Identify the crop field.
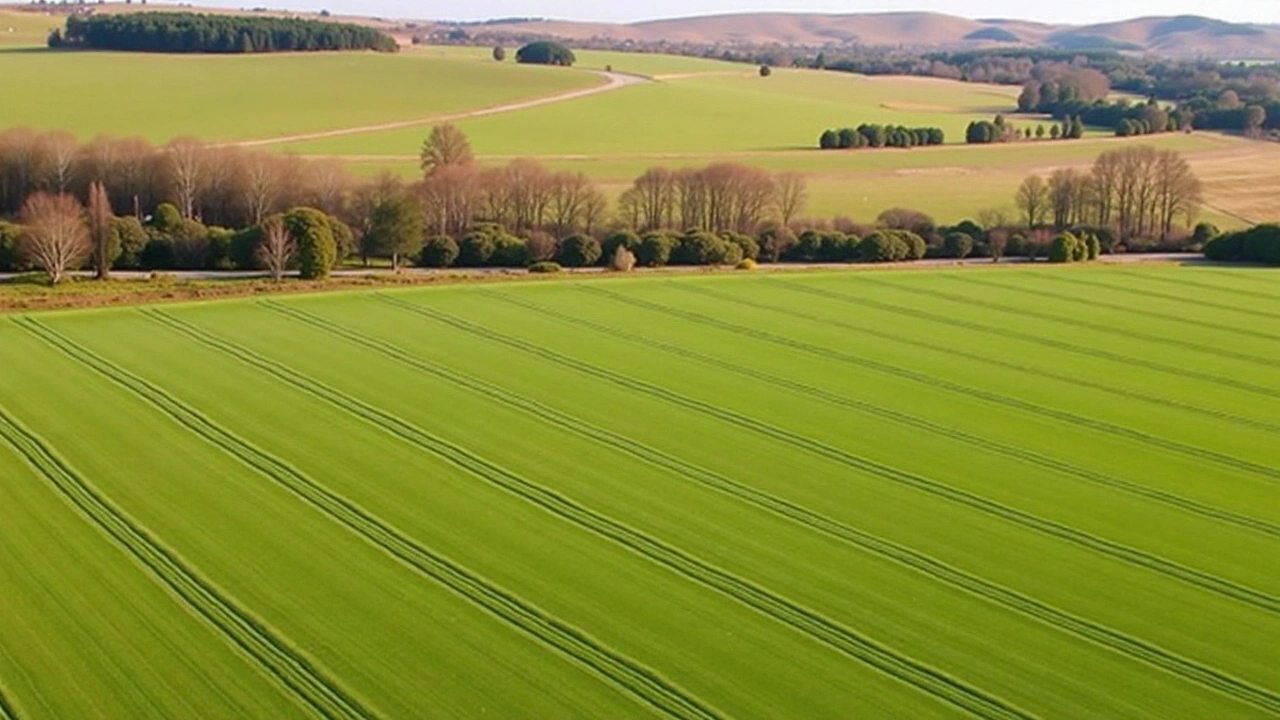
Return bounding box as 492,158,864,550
0,265,1278,719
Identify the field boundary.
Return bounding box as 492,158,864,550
0,686,18,720
258,300,1037,720
388,292,1280,617
0,393,377,720
176,300,1280,715
488,290,1280,539
13,316,723,720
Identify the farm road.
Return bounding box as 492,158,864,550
233,71,648,148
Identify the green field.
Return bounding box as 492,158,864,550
0,47,598,142
1,265,1278,719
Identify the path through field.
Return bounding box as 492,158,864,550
234,71,648,148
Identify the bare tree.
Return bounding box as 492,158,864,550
19,193,90,285
1015,175,1049,228
39,131,79,194
632,167,675,231
987,228,1009,263
419,162,479,237
86,181,114,280
242,153,279,226
420,124,475,177
166,137,206,219
773,172,808,228
256,217,295,283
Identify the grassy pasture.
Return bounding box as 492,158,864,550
0,10,58,47
0,265,1278,719
279,69,1023,156
0,48,598,142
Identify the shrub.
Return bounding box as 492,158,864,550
943,232,975,259
555,234,602,267
609,245,637,272
1240,224,1280,264
709,238,744,266
723,232,759,261
524,231,558,262
457,231,496,267
489,234,529,267
877,207,935,235
756,225,796,263
207,227,235,270
894,230,927,260
282,207,337,279
0,221,26,272
637,232,674,267
858,231,908,263
150,203,183,234
1085,234,1101,260
1071,234,1090,262
528,260,562,273
1049,232,1080,263
108,216,149,270
759,65,772,77
601,230,641,262
672,231,720,265
140,237,176,270
170,218,212,270
737,258,758,270
418,235,459,268
1192,222,1220,247
816,231,851,262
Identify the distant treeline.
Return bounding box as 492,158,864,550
52,12,399,54
818,124,944,149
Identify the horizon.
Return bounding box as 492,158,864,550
126,1,1280,26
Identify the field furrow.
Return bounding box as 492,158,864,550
252,300,1034,720
167,301,1280,715
1107,270,1280,313
948,273,1280,345
632,282,1280,480
772,277,1280,397
489,289,1280,539
381,292,1280,619
10,317,720,720
0,405,372,720
0,688,17,720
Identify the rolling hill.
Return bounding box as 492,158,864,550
437,12,1280,58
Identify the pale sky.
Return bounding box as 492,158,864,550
169,0,1280,25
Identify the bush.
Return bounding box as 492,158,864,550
943,232,975,259
1085,234,1101,260
759,65,772,77
140,237,176,270
737,258,758,270
457,231,496,267
757,225,796,263
609,245,637,272
858,231,908,263
1192,222,1220,247
601,230,641,262
111,216,150,270
207,227,234,270
1049,232,1080,263
150,203,183,234
1071,234,1090,262
555,234,602,267
794,230,824,262
1240,224,1280,264
816,231,852,262
893,230,927,260
0,221,26,272
283,207,337,279
418,235,459,268
490,234,529,267
673,231,739,265
528,261,562,273
637,232,674,267
524,231,558,262
723,232,759,261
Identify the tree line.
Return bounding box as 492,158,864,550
818,125,944,150
1203,224,1280,265
52,12,399,53
966,114,1084,144
0,126,1216,283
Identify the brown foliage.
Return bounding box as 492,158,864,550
19,193,90,285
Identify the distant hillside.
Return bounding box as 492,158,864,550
434,12,1280,59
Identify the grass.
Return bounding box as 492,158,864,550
279,69,1022,156
0,48,599,142
0,10,59,47
0,264,1277,718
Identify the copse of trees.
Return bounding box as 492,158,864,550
57,12,399,54
967,114,1082,144
515,41,575,66
1014,147,1202,245
819,124,944,150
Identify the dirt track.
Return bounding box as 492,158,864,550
232,71,648,148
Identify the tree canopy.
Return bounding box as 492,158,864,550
516,41,576,66
58,12,399,54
